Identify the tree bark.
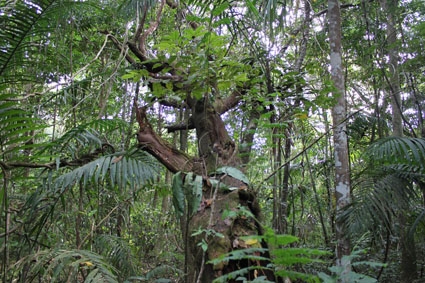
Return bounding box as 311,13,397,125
328,0,351,276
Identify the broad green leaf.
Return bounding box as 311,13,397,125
172,171,185,217
213,166,250,185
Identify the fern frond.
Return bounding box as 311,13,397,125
213,265,274,283
207,248,270,266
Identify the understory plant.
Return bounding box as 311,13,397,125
209,227,330,283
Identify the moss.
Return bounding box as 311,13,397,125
207,235,231,271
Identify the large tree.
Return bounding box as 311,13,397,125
108,2,276,281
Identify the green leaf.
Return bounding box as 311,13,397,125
183,172,203,216
213,166,250,185
172,172,185,218
212,2,229,17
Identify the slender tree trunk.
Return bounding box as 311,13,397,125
76,181,83,248
328,0,351,276
271,114,285,234
380,0,403,137
1,166,10,283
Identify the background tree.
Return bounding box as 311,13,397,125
328,0,351,276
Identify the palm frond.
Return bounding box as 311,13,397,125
20,147,159,244
0,0,58,78
344,137,425,236
53,147,159,193
365,136,425,166
342,174,411,235
143,264,184,281
118,0,157,16
0,96,47,155
12,248,118,282
41,118,129,155
0,0,98,83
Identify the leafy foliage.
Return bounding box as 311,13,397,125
13,248,118,282
0,97,46,155
213,166,250,185
1,0,425,282
0,0,58,77
93,234,139,280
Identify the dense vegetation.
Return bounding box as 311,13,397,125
1,0,424,282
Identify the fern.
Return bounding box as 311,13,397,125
210,228,329,283
213,266,274,283
318,250,386,283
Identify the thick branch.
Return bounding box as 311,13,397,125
167,117,195,133
214,89,243,115
135,102,202,174
137,0,166,56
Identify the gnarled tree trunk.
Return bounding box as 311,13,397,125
135,97,274,282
